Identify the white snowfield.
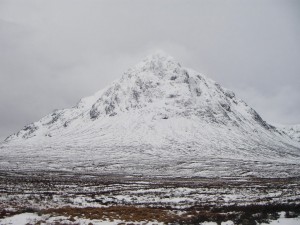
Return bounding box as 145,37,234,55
0,213,165,225
1,52,300,177
1,212,299,225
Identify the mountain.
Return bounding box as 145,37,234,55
1,52,300,177
273,124,300,143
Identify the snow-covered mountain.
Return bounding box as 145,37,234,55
2,53,295,146
1,52,300,177
274,124,300,143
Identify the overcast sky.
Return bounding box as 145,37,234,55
0,0,299,140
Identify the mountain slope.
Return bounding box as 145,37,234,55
1,52,300,177
274,124,300,143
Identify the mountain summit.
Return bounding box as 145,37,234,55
2,53,300,177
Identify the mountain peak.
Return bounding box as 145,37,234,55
144,50,175,62
129,51,181,78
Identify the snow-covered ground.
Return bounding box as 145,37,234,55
0,171,299,224
0,213,164,225
1,212,299,225
1,143,300,178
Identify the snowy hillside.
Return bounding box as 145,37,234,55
274,124,300,143
1,52,300,177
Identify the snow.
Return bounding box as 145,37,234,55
261,212,300,225
273,123,300,143
0,213,40,225
201,222,234,225
1,212,299,225
0,213,164,225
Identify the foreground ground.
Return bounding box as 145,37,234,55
0,170,300,224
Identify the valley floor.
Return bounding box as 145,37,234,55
0,170,300,225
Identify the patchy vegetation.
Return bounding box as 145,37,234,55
0,171,300,224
